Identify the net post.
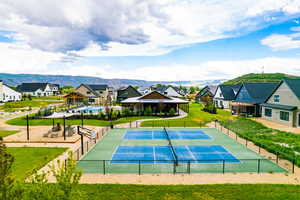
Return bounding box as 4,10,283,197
188,160,191,174
139,160,141,175
276,153,279,164
258,146,261,154
246,139,248,147
130,121,132,128
103,160,106,175
223,160,225,174
257,159,261,173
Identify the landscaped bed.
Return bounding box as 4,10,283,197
8,147,66,180
220,117,300,166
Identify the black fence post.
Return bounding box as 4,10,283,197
26,115,29,141
258,146,261,154
81,113,84,127
292,157,295,173
63,116,66,140
173,161,176,174
257,159,261,173
139,160,141,175
52,118,55,128
276,153,279,164
78,126,84,155
246,139,248,147
184,121,186,128
188,160,191,174
235,133,237,141
103,160,106,175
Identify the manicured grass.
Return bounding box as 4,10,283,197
32,96,63,100
6,115,159,126
0,100,59,112
220,117,300,166
75,184,300,200
0,130,19,137
8,147,66,180
141,103,233,127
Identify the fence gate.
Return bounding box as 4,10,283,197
174,162,190,174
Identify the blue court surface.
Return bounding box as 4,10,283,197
123,130,212,140
111,145,239,164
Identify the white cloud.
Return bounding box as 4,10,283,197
1,0,300,56
261,32,300,50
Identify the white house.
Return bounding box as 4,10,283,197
150,85,183,98
0,80,22,102
17,83,60,97
213,84,241,109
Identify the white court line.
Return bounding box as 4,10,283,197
186,145,197,162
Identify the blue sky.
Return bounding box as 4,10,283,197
1,1,300,81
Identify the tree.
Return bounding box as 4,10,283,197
189,86,196,94
169,108,176,116
0,137,24,200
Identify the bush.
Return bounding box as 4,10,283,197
169,108,176,116
122,108,130,117
202,103,217,114
144,106,152,116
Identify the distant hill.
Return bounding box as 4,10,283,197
222,73,300,85
0,73,225,88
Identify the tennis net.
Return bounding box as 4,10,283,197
163,127,178,165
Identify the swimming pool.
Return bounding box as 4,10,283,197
77,106,103,114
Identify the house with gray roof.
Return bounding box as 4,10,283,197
17,82,60,96
213,84,242,109
195,85,217,104
261,78,300,127
75,84,110,104
117,85,142,103
231,82,278,117
150,85,183,98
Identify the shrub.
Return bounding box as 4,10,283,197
144,106,152,116
169,108,176,116
202,103,217,114
122,108,130,117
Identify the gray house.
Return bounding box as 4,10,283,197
261,78,300,127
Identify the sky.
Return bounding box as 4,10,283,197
1,0,300,81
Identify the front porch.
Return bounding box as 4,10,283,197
231,102,260,117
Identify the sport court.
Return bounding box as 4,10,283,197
77,128,287,174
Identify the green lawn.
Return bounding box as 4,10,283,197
32,96,63,101
8,147,66,180
0,100,59,112
0,130,20,137
75,184,300,200
220,117,300,166
141,103,233,127
6,115,159,126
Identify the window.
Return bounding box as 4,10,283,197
280,111,289,121
87,91,91,94
265,108,272,117
274,95,280,103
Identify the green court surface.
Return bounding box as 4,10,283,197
77,128,287,174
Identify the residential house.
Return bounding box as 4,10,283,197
75,84,109,104
0,80,22,102
195,85,217,104
231,82,278,117
213,84,241,109
121,90,188,114
150,85,183,98
117,85,142,103
17,83,59,97
261,78,300,127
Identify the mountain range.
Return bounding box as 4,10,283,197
0,73,226,88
